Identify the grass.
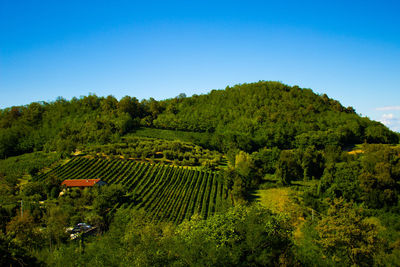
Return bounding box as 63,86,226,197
343,143,365,154
253,187,306,240
254,188,298,214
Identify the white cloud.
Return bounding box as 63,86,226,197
380,113,394,125
379,113,400,132
376,106,400,111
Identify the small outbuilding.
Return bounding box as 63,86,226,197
61,179,107,188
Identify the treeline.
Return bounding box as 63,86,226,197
7,201,398,267
305,144,400,211
0,95,162,158
223,144,400,212
20,205,295,267
1,81,398,159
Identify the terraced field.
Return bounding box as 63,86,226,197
36,156,231,224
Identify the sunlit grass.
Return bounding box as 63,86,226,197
255,187,306,240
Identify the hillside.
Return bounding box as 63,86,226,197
0,81,398,159
35,157,231,224
153,82,398,151
1,82,400,266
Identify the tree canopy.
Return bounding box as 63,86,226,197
1,81,398,159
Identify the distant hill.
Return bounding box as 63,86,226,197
0,81,398,158
153,81,398,151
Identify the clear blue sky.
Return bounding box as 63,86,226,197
1,0,400,131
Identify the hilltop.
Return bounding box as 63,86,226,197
154,81,398,151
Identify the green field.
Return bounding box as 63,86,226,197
36,156,232,224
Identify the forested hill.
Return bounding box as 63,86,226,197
0,81,398,158
154,81,398,150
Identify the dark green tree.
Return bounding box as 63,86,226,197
276,150,302,185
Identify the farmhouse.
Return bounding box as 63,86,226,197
61,179,107,188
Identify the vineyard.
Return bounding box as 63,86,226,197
36,156,232,224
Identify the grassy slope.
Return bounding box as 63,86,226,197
254,187,306,240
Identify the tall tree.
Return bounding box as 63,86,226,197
315,198,383,266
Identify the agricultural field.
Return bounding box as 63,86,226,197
35,156,232,224
0,151,62,181
78,135,225,169
130,127,210,144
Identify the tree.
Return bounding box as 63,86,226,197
251,147,281,175
44,206,69,250
234,151,256,187
365,123,399,144
315,198,383,266
358,144,400,208
231,176,246,204
275,150,302,185
118,96,140,118
299,146,324,181
175,205,294,266
0,128,19,158
22,181,47,200
45,173,63,199
318,161,362,202
100,95,118,112
6,212,44,251
0,234,42,267
93,184,126,226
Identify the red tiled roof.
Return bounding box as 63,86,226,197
61,179,101,187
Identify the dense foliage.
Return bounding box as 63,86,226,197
1,82,398,159
152,82,398,151
307,144,400,210
0,95,144,158
43,205,295,267
1,81,400,266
